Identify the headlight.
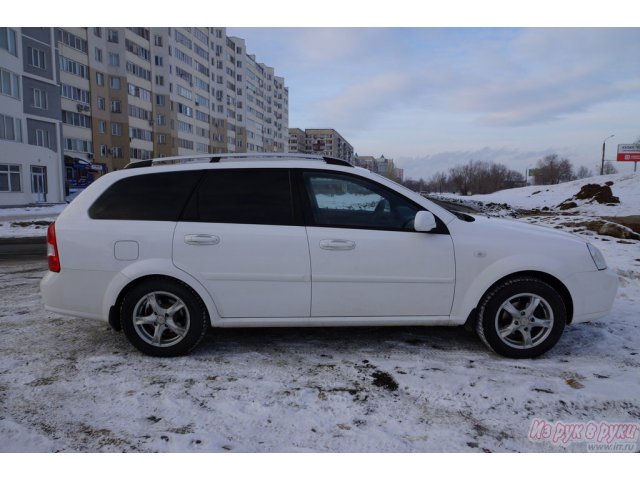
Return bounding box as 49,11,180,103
587,243,607,270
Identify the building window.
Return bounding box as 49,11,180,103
111,122,122,136
94,47,102,62
96,72,104,86
35,129,51,148
155,94,165,106
110,100,121,113
155,56,163,66
0,68,20,99
157,133,166,145
0,114,21,142
0,164,21,192
156,114,165,126
93,27,102,38
0,28,18,56
61,84,90,104
56,29,88,53
64,137,92,153
62,111,91,128
153,35,163,47
107,29,119,43
31,88,48,109
99,144,107,157
97,96,106,110
98,120,106,134
109,76,121,89
108,52,120,67
111,146,123,158
155,75,164,86
28,46,47,69
59,55,89,78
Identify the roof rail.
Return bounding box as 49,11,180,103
124,153,353,168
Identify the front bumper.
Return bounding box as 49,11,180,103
567,267,618,324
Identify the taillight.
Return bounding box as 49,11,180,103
47,223,61,272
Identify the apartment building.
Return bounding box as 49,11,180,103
1,27,65,206
2,27,290,205
287,128,354,163
353,154,404,182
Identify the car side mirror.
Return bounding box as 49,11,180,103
414,211,437,232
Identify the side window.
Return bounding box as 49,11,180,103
187,169,294,225
88,171,202,220
303,171,419,230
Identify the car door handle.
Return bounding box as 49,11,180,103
319,239,356,251
184,234,220,246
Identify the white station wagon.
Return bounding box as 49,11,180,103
41,154,618,358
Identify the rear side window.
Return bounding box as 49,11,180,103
89,171,202,221
183,169,294,225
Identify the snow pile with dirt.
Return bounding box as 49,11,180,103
0,175,639,452
437,172,639,217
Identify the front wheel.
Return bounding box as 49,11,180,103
120,278,209,357
476,277,566,358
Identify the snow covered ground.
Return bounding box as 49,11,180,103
0,204,66,238
0,175,639,452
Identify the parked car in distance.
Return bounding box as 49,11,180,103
41,153,618,358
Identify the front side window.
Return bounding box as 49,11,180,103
184,169,294,226
302,171,419,231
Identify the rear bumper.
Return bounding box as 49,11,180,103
567,268,618,324
40,269,116,322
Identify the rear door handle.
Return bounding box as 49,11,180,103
319,239,356,251
184,234,220,246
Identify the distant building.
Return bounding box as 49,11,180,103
288,128,353,163
1,27,65,205
353,154,403,182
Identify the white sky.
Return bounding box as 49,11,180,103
12,1,640,181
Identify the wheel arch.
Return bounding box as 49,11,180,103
464,270,574,329
105,270,221,331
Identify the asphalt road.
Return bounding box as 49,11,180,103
0,237,46,259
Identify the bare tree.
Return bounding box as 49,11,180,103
534,154,575,185
602,162,618,175
576,165,592,179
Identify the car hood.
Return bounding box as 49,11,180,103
466,214,587,246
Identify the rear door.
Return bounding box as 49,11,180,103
173,168,311,319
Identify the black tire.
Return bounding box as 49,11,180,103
476,277,566,358
120,278,209,357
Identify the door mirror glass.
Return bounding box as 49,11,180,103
414,211,437,232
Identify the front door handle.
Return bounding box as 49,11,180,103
319,239,356,251
184,234,220,246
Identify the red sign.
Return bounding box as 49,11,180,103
618,153,640,161
617,144,640,161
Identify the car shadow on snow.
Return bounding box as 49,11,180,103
193,325,486,357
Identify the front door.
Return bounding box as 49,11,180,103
301,170,455,317
31,166,46,203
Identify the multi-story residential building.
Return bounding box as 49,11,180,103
1,27,65,205
288,128,354,163
288,127,305,153
1,27,289,206
353,154,403,182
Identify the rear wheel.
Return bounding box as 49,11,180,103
476,277,566,358
121,278,209,357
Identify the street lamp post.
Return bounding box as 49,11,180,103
600,134,615,175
